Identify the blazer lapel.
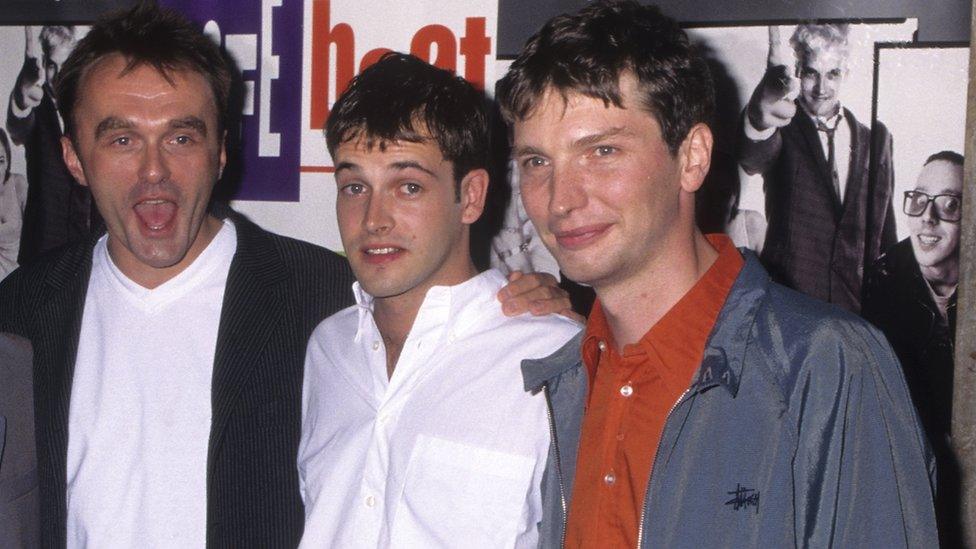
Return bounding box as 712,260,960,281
840,108,868,216
207,219,286,476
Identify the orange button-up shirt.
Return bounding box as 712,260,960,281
565,234,744,548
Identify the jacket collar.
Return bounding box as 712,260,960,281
690,250,768,397
522,331,584,393
522,250,770,397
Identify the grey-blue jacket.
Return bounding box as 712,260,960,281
522,252,938,548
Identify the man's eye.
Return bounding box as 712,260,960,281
401,182,422,195
595,145,617,156
522,156,547,169
341,183,366,195
173,135,193,145
112,136,131,146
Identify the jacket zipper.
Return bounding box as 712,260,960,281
635,386,692,549
543,383,568,549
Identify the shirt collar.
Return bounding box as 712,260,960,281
350,269,509,345
806,105,845,130
582,234,744,393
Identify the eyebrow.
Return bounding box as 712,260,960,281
170,116,209,136
389,160,436,177
511,145,547,158
334,160,437,178
334,161,359,175
512,127,631,159
572,127,628,149
93,115,209,140
94,117,133,139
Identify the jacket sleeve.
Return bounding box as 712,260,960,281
790,320,938,548
6,58,39,146
736,110,783,177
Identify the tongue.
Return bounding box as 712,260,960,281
134,201,177,229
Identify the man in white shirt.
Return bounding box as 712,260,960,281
737,23,896,312
297,53,581,548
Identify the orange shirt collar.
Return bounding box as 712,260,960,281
582,234,744,391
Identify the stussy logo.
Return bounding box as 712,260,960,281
724,483,760,513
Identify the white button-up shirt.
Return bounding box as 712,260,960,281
298,270,581,548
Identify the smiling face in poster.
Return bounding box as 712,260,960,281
906,157,963,285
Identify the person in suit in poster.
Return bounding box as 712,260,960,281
738,23,896,313
7,25,97,266
862,150,963,546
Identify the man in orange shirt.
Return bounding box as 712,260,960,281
499,1,938,546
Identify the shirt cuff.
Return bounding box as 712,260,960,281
8,95,31,119
743,116,776,141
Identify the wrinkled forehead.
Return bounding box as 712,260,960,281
916,160,964,194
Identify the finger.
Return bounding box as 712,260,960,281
528,294,573,317
500,271,554,300
497,270,524,301
25,27,41,59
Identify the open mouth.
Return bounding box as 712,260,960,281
361,245,405,264
364,247,402,255
134,199,177,232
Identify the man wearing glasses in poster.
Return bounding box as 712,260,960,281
863,150,963,546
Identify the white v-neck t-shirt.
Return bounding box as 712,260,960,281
66,220,237,548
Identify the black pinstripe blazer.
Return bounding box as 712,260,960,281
0,210,355,548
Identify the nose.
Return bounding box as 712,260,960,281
139,142,171,184
364,193,394,234
811,75,823,96
920,199,938,225
549,163,587,217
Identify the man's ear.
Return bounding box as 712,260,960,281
677,123,713,194
459,168,489,225
61,135,87,187
219,129,227,179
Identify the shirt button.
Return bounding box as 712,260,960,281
620,384,634,397
604,472,616,486
372,341,380,351
597,340,607,352
365,495,376,507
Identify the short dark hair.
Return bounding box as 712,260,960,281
925,150,964,167
55,2,233,137
325,52,488,198
0,128,11,182
497,0,714,155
